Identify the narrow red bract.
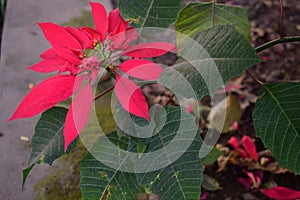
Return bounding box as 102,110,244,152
8,75,75,120
38,22,82,51
242,135,258,162
260,186,300,200
90,2,108,42
115,75,150,121
64,82,93,151
28,59,70,73
119,59,163,80
122,42,177,58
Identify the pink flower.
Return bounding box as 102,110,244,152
237,170,263,189
228,135,258,162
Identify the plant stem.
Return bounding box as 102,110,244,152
255,36,300,53
280,0,283,38
211,0,216,26
245,69,263,85
94,86,114,101
166,94,175,106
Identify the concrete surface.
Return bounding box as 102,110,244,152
0,0,112,199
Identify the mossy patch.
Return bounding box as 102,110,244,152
35,85,115,199
34,144,86,200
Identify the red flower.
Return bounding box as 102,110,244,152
9,2,176,151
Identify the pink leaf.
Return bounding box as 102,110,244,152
260,186,300,200
242,135,258,162
27,58,71,73
64,82,93,151
122,42,177,58
8,75,75,120
90,2,108,42
115,75,150,121
119,59,163,80
38,22,82,50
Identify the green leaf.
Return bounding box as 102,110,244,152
202,174,221,191
29,107,77,165
202,147,222,165
118,0,182,29
158,25,262,100
23,107,78,186
253,82,300,174
22,164,34,189
80,106,203,200
175,2,251,41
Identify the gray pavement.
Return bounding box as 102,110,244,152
0,0,112,199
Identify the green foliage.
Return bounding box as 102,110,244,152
175,2,251,40
159,25,262,100
202,147,222,165
23,107,78,187
253,82,300,174
118,0,182,29
80,107,203,200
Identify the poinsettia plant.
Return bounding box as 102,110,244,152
9,0,300,199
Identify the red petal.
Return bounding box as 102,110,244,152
119,59,163,80
242,135,258,162
260,186,300,200
65,26,91,49
228,136,250,159
90,2,108,42
115,75,149,121
40,48,57,59
27,58,71,73
54,46,81,65
108,8,128,36
8,75,75,120
122,42,177,58
80,27,102,44
64,82,93,151
38,22,82,50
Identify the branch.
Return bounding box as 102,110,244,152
165,94,175,106
255,36,300,53
94,86,114,101
245,69,263,85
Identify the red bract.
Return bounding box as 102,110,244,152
115,74,150,121
119,59,163,80
228,135,258,162
8,75,75,120
260,186,300,200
